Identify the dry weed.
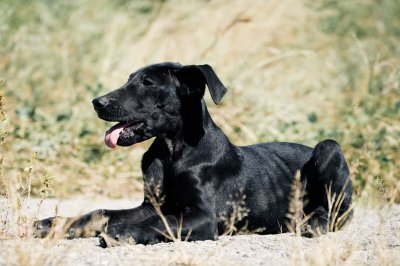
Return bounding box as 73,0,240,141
286,170,312,236
144,180,190,242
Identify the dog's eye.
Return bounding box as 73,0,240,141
142,78,155,87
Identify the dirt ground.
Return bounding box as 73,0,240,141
0,197,399,266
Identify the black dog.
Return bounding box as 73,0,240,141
35,62,353,247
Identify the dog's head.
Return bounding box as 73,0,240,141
92,62,227,148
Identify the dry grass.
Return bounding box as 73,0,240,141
0,0,399,265
286,170,312,236
0,0,398,200
285,170,354,237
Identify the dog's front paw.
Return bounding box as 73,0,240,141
98,233,126,248
33,216,70,238
33,217,56,238
98,230,136,248
99,225,160,247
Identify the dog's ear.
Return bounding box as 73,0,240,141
173,64,227,104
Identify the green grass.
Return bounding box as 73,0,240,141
0,0,398,202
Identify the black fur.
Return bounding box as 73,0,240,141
34,62,353,247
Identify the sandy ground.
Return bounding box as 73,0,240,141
0,198,399,266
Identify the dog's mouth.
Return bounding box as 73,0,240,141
104,121,144,149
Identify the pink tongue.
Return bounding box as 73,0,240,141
104,123,126,149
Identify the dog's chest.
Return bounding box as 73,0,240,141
161,166,204,210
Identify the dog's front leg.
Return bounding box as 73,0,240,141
34,148,166,239
100,208,217,247
33,204,156,239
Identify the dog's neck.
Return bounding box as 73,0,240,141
162,99,222,154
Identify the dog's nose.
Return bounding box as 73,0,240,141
92,97,109,109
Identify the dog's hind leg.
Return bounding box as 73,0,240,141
301,139,353,237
